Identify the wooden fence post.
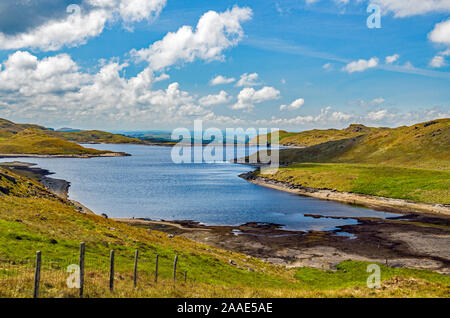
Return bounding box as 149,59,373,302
184,270,187,283
109,250,115,292
33,251,41,298
154,254,159,283
79,243,85,298
133,249,139,288
173,255,178,283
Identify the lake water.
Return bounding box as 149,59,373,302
0,144,399,231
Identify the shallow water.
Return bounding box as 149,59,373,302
0,144,400,231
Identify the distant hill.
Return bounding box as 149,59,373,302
249,119,450,171
0,118,142,156
0,129,110,155
54,130,147,145
251,124,384,147
0,118,148,155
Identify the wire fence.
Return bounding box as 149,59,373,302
0,243,193,298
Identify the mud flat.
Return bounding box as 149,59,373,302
117,214,450,275
239,171,450,216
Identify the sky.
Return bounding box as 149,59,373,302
0,0,449,131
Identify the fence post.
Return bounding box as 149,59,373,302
173,255,178,283
133,249,139,288
154,254,159,283
110,250,115,292
33,251,41,298
79,243,85,298
184,270,187,283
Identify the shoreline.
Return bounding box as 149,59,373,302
0,152,130,159
0,161,95,214
239,171,450,216
2,160,449,274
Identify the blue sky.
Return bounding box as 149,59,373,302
0,0,449,131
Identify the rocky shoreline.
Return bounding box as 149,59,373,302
239,171,450,216
0,161,95,214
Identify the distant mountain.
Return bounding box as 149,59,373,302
55,127,83,132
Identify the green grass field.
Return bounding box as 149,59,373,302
261,163,450,205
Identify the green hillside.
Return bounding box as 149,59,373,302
251,119,450,171
247,119,450,205
54,130,146,145
251,124,383,147
0,129,109,156
0,167,448,297
0,118,145,156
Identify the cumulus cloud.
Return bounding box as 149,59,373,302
119,0,166,23
236,72,261,87
0,51,222,128
210,75,236,86
199,91,232,106
429,19,450,45
280,98,305,111
343,57,378,73
132,6,252,70
0,0,167,51
385,54,399,64
232,86,280,111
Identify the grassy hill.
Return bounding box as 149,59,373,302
0,118,145,156
0,167,448,297
54,130,146,145
247,119,450,205
0,130,110,156
251,119,450,171
251,124,383,147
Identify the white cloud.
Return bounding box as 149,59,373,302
385,54,399,64
373,0,450,18
154,73,170,82
371,97,386,105
0,0,167,51
280,98,305,111
199,91,232,106
429,49,450,68
366,109,389,121
0,51,218,128
119,0,167,23
210,75,236,85
429,19,450,45
132,6,252,70
232,86,280,111
343,57,378,73
236,72,261,87
322,63,333,70
430,55,446,68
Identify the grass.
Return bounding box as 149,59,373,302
0,118,145,156
260,163,450,205
0,167,448,298
54,130,147,145
0,130,109,155
251,118,450,171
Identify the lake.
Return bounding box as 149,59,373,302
0,144,399,231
